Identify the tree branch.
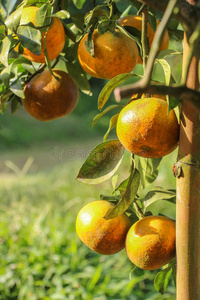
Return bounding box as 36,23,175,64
114,82,200,110
137,0,200,37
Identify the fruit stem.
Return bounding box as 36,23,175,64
133,201,144,219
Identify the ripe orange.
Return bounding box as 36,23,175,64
116,97,179,158
119,15,169,64
78,29,139,79
23,69,79,121
125,215,176,270
76,200,132,255
16,6,65,63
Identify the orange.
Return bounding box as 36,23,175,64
116,97,179,158
23,69,79,121
16,6,65,63
76,200,132,255
119,15,169,64
125,215,176,270
78,29,139,79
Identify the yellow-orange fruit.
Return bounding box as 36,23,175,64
16,6,65,63
116,97,179,158
126,215,176,270
76,200,132,255
23,69,79,121
78,29,139,79
119,15,169,64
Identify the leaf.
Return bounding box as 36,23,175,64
157,49,182,59
1,0,18,16
35,3,51,28
168,96,181,112
98,73,140,110
66,60,91,95
0,34,12,66
17,25,42,55
136,157,162,189
156,58,171,86
104,168,140,219
11,96,21,114
104,113,119,141
154,266,173,295
4,5,23,32
92,104,123,127
9,79,25,98
72,0,86,9
51,10,70,20
77,140,124,184
143,187,176,213
116,23,142,53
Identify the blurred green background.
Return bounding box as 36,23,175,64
0,76,177,300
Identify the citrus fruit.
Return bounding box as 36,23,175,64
119,15,169,64
78,29,139,79
23,69,79,121
125,215,176,270
76,200,132,255
16,6,65,63
116,97,179,158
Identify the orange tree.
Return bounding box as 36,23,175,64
0,0,200,298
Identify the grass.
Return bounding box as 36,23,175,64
0,142,177,300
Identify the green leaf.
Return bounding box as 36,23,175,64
10,79,25,98
98,73,139,110
156,58,171,86
4,5,23,32
143,187,176,213
168,96,181,112
154,266,173,295
35,4,51,28
17,25,42,56
104,167,140,219
51,10,70,20
104,113,119,141
72,0,86,9
0,34,12,66
148,11,157,32
116,23,142,53
92,104,123,127
1,0,18,16
76,140,124,184
66,60,91,95
157,49,182,59
11,96,21,114
136,157,162,189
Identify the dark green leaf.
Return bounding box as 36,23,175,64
17,25,42,55
11,96,21,114
0,34,12,66
116,23,142,53
136,157,162,189
168,96,181,112
148,11,157,32
66,60,91,95
5,5,23,32
104,113,119,141
157,49,182,59
143,187,176,213
154,266,173,295
76,140,124,184
98,73,140,110
92,104,123,127
104,168,140,219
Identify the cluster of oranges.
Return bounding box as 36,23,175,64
76,200,176,270
12,6,79,121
